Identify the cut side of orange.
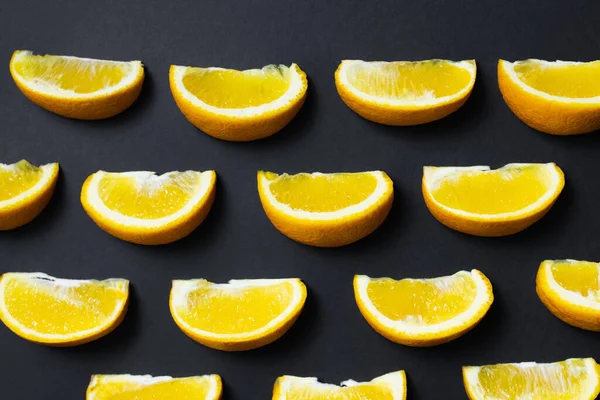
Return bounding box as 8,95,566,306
537,259,600,331
10,50,144,119
0,273,128,346
170,63,307,141
0,160,59,230
463,358,600,400
335,59,476,125
354,270,493,346
81,169,216,245
422,163,564,236
257,170,394,247
86,374,222,400
273,371,406,400
499,59,600,135
170,278,306,351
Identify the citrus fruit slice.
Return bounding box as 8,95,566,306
463,358,600,400
0,272,128,346
335,59,476,125
499,59,600,135
10,50,144,119
537,259,600,331
81,169,216,245
422,163,564,236
86,374,222,400
170,278,306,351
354,270,492,346
170,63,307,141
0,160,59,230
272,371,406,400
257,170,393,247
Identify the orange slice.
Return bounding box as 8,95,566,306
170,63,307,141
81,169,216,245
10,50,144,119
0,273,128,346
422,163,564,236
354,270,493,346
335,59,476,125
170,278,306,351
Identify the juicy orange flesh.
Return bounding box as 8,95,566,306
0,160,43,202
431,165,553,214
346,60,473,100
266,172,378,213
3,276,127,335
283,383,394,399
12,52,132,94
550,260,600,299
98,172,202,219
176,281,295,334
182,65,290,108
475,359,591,399
89,377,213,400
514,60,600,98
367,273,477,324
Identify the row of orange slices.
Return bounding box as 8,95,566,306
80,360,600,399
0,161,565,245
10,50,600,140
1,259,600,398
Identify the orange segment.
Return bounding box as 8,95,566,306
513,60,600,98
429,165,553,214
176,280,296,334
346,60,473,100
0,160,44,201
550,260,600,298
181,65,291,108
366,274,477,324
265,172,378,212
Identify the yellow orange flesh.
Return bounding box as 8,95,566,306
89,377,214,400
98,172,203,219
181,65,291,108
431,165,553,214
174,281,295,334
284,384,394,399
367,274,477,324
473,359,594,399
346,60,473,100
514,61,600,98
3,276,127,335
550,260,600,299
11,54,132,94
265,172,378,212
0,160,43,202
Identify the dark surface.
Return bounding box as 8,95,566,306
2,0,600,398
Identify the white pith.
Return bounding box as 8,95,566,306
171,63,306,117
258,171,392,221
11,50,142,98
463,358,599,400
0,272,128,341
502,59,600,104
274,371,406,400
0,162,58,210
170,278,304,340
356,270,491,335
87,374,220,400
423,163,563,221
84,170,215,228
338,59,476,107
543,260,600,311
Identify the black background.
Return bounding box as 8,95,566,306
2,0,600,398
